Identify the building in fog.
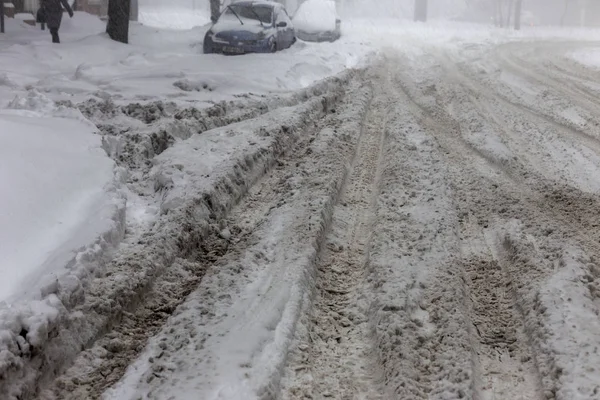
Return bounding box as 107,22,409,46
76,0,108,16
9,0,107,16
526,0,600,27
8,0,599,27
448,0,600,27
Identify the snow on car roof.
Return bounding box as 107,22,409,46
293,0,337,33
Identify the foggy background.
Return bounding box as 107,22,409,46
138,0,600,28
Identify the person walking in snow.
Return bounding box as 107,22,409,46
40,0,73,43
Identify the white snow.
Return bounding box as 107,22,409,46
14,13,35,21
0,89,126,368
0,11,366,108
292,0,338,33
569,47,600,69
0,107,119,302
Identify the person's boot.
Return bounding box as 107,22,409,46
50,29,60,43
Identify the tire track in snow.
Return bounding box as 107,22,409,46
367,66,475,399
433,46,600,336
25,46,600,400
280,68,388,399
442,46,600,159
35,76,359,400
460,216,544,400
389,56,546,400
1,74,359,400
90,77,374,400
394,50,600,399
494,42,600,118
425,48,600,196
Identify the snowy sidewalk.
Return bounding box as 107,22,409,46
0,11,366,108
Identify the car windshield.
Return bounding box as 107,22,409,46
222,4,273,24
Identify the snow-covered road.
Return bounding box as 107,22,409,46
3,13,600,400
41,42,600,400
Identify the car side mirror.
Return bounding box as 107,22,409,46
277,21,287,28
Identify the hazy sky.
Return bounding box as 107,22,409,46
138,0,600,26
139,0,469,19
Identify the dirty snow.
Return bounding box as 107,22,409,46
102,80,370,400
2,5,600,400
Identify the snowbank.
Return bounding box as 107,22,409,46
0,90,125,399
0,108,120,302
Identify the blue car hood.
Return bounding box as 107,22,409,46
216,29,263,41
212,20,272,41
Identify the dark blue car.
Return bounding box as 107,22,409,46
203,1,296,55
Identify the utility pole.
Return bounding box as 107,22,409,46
130,0,138,21
579,0,586,27
414,0,427,22
505,0,514,27
1,2,4,34
514,0,522,30
561,0,570,26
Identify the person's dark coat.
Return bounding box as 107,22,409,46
41,0,73,30
36,7,45,24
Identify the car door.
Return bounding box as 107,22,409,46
274,9,286,50
281,8,295,46
274,7,293,49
